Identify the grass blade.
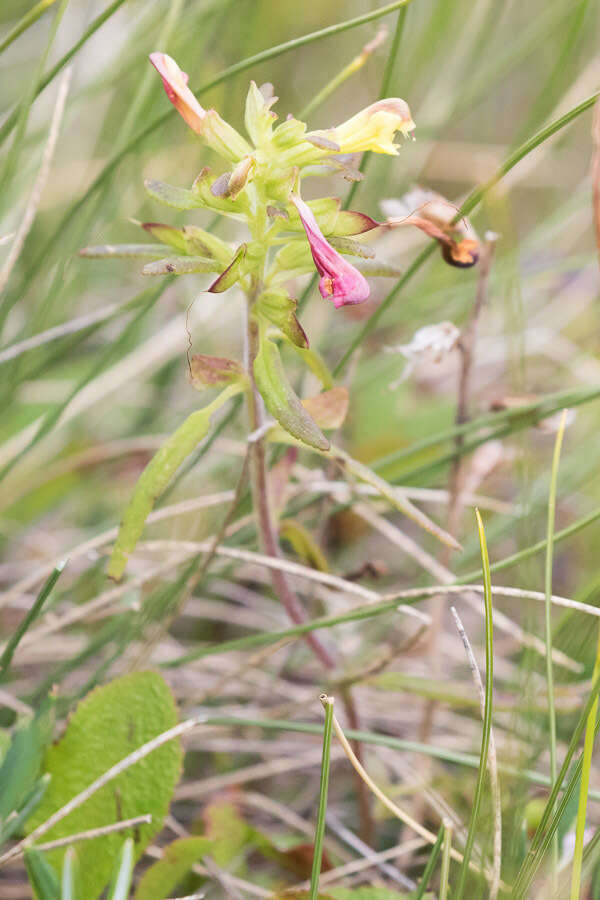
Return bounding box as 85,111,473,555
309,694,334,900
570,626,600,899
455,510,494,899
414,823,445,899
0,561,66,678
0,0,58,55
544,409,568,887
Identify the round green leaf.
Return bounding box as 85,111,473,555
26,671,183,899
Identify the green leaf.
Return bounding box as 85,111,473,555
141,256,222,277
0,694,56,821
133,836,212,900
207,243,247,292
25,671,183,899
108,384,241,579
328,236,376,259
144,179,202,210
25,847,60,900
256,289,308,349
253,336,329,451
107,838,135,900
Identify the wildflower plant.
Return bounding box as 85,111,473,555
82,53,425,579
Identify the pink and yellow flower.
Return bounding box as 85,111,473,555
291,194,370,308
311,98,415,156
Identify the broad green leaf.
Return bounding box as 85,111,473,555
25,848,60,900
107,838,134,900
26,672,183,899
134,836,212,900
0,694,55,821
253,336,329,451
108,384,242,579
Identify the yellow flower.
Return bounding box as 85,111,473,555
325,98,415,155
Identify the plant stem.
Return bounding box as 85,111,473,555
245,292,373,841
245,300,335,669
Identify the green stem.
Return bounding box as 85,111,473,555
309,695,334,900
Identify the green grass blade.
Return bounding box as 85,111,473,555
0,0,58,54
512,675,600,895
414,823,445,899
0,281,167,484
455,510,494,899
570,627,600,899
0,0,68,196
309,695,334,900
545,410,568,886
0,561,66,678
0,0,131,146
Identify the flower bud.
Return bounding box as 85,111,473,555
149,53,252,162
149,52,206,133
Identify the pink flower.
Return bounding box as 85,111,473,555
290,194,370,308
149,52,206,133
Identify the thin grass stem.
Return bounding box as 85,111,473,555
309,695,334,900
544,409,568,887
455,510,494,899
